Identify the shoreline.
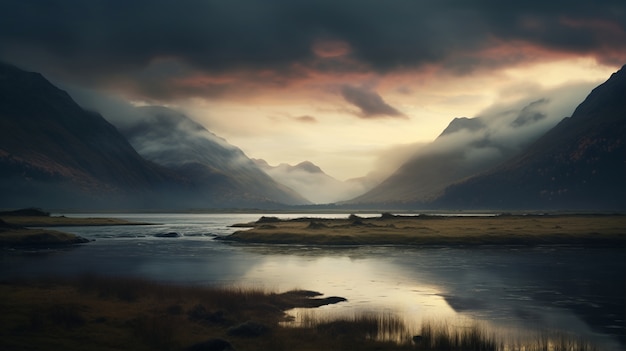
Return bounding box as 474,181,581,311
0,211,153,247
222,213,626,247
1,276,607,351
0,276,352,351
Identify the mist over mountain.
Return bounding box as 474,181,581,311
0,63,308,209
2,60,622,211
113,106,309,206
0,62,183,209
254,159,375,204
435,65,626,210
346,82,596,207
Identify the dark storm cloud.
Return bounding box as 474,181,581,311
1,0,624,98
340,85,405,118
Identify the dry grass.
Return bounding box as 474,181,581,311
0,276,603,351
224,214,626,246
0,215,151,227
0,227,90,246
0,212,149,247
0,276,353,351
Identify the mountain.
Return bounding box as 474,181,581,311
0,62,180,209
345,112,543,206
435,65,626,210
345,78,606,209
439,117,486,136
114,106,309,206
0,62,308,209
254,159,375,204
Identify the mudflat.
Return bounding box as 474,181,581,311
224,214,626,246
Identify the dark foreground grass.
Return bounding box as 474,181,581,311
0,276,601,351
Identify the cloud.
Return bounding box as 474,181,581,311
510,98,549,127
371,142,428,180
340,85,405,118
0,0,624,101
431,82,598,160
293,115,318,123
369,80,599,187
64,88,240,161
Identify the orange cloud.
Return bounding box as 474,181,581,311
312,39,352,58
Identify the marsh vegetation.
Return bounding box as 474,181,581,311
0,276,601,351
0,208,149,247
225,213,626,246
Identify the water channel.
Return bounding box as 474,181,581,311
1,213,623,349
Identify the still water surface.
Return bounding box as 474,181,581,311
1,213,624,349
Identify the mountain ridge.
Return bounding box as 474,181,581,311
344,67,624,210
434,64,626,210
115,106,309,206
0,62,308,209
254,159,375,204
0,61,180,208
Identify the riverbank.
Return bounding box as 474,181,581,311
0,276,379,351
0,208,151,247
0,276,602,351
224,213,626,246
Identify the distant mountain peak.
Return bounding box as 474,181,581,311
435,64,626,210
252,158,270,168
439,117,485,137
254,159,374,204
255,160,325,174
294,161,323,174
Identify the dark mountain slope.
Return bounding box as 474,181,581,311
435,65,626,210
0,62,308,208
0,62,179,208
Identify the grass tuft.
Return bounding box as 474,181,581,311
0,276,604,351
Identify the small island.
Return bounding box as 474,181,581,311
0,208,150,247
224,213,626,246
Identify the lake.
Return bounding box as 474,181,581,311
1,213,624,350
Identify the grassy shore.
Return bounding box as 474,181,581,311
0,276,601,351
0,208,150,247
224,213,626,246
0,208,152,227
0,225,90,247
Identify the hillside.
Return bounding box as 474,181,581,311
0,63,307,209
0,62,179,209
435,65,626,210
116,106,309,207
346,110,549,206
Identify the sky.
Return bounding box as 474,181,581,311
1,0,625,180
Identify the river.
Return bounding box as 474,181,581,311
1,213,624,350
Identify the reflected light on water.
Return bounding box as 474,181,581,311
3,213,622,350
239,254,457,335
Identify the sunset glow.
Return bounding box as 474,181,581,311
0,1,624,180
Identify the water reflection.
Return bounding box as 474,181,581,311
1,213,623,350
233,244,624,350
